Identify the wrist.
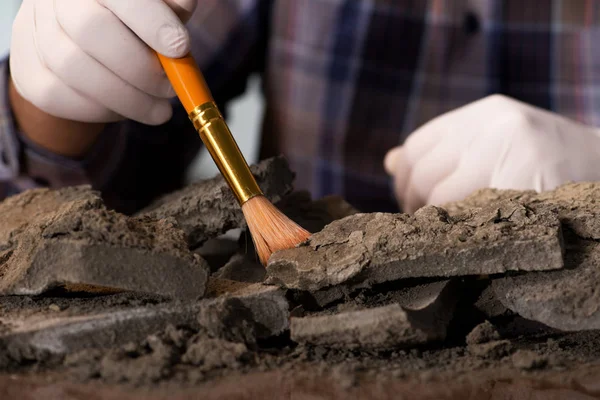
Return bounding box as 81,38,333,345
8,76,106,159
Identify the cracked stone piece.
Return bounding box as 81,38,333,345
445,182,600,240
268,201,564,291
291,303,442,350
138,156,294,247
0,283,288,365
0,301,201,367
199,280,289,343
473,285,511,318
493,241,600,331
290,280,458,349
0,187,209,300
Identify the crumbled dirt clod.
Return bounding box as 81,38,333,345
468,339,514,359
511,350,547,370
466,321,501,345
267,201,564,291
138,156,295,248
182,336,248,370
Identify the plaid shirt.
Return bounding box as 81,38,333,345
1,0,600,214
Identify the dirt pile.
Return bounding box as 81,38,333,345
1,158,600,398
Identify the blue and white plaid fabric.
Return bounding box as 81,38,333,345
2,0,600,213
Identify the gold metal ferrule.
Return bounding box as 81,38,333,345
189,102,263,205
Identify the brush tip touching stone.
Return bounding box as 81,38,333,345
242,195,312,265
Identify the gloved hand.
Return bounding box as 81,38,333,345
384,94,600,213
10,0,198,125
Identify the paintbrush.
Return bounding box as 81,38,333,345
156,53,311,265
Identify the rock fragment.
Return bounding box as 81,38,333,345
0,186,209,300
199,280,290,343
468,340,513,359
0,282,288,365
290,280,458,350
138,156,295,247
493,241,600,331
268,201,564,291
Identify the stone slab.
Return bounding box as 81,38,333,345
268,201,564,291
290,280,458,349
493,241,600,331
0,186,209,300
0,282,289,365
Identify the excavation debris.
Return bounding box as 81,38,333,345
267,201,564,291
0,186,209,300
493,241,600,331
139,156,295,248
290,280,458,349
0,282,288,367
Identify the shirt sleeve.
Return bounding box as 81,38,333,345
0,0,268,214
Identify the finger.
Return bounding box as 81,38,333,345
34,0,172,125
403,116,449,165
428,165,486,206
408,139,461,202
386,147,413,207
55,0,173,98
163,0,198,22
98,0,191,57
11,2,120,122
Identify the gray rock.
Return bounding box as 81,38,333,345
200,280,289,343
290,280,458,349
0,187,209,300
473,285,511,318
0,301,200,366
291,304,438,350
0,282,288,365
268,201,564,291
493,241,600,331
138,156,295,248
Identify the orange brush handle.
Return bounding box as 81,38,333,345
155,52,263,205
156,53,213,113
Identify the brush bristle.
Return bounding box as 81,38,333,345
242,195,311,265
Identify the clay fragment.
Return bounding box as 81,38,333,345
138,156,295,247
493,241,600,331
268,201,564,291
290,280,458,349
0,186,209,300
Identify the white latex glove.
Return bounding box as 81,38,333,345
384,94,600,213
10,0,198,125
